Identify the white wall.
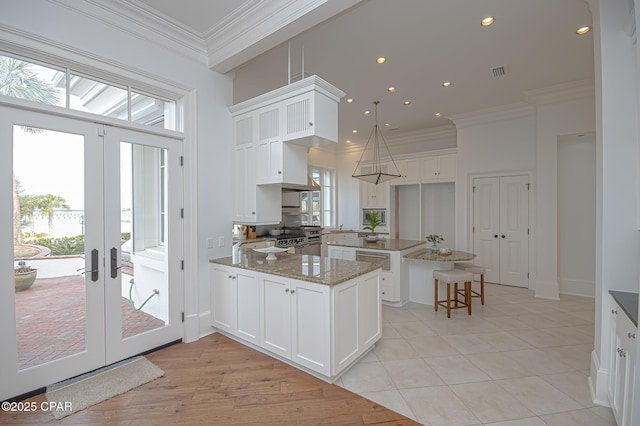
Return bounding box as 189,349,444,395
0,0,234,341
557,134,596,297
397,185,420,240
422,183,455,248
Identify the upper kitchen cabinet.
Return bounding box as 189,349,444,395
358,164,391,210
395,158,421,184
230,75,345,148
421,154,457,182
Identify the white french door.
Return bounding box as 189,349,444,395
0,106,183,401
473,175,529,287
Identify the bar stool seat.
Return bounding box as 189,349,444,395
433,269,474,318
455,262,486,305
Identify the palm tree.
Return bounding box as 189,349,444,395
38,194,70,236
18,194,38,237
0,56,60,243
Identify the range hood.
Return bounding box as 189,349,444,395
282,176,321,192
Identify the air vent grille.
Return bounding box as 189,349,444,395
491,65,507,78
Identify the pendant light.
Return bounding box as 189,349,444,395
352,101,401,184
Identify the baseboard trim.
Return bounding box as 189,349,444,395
197,311,212,340
534,279,560,300
558,277,595,298
589,349,610,406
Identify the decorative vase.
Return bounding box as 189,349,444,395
15,269,37,292
430,243,439,253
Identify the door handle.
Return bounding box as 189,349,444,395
494,235,498,238
90,248,99,282
501,235,506,238
110,247,124,278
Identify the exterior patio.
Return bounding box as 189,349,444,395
15,275,165,370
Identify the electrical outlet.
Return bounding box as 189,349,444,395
206,238,214,249
218,236,225,247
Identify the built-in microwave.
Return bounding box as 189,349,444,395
362,208,387,227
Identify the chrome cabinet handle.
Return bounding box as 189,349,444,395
290,290,295,294
285,288,290,292
612,309,618,314
629,332,636,339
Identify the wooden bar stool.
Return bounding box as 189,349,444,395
455,262,486,305
433,269,474,318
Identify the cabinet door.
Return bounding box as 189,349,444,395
235,270,260,344
257,139,283,183
234,115,254,147
290,279,330,375
438,155,457,180
421,157,439,180
404,158,421,183
380,271,396,302
258,106,280,141
261,276,291,358
358,272,381,347
283,93,314,141
233,144,256,222
211,265,235,334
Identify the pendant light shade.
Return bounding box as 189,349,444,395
352,101,401,184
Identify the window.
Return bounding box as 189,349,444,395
301,166,336,227
0,52,177,130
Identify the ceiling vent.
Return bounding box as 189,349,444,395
491,65,507,78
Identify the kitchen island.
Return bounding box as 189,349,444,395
210,249,381,382
327,238,426,306
405,249,475,306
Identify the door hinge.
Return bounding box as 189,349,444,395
527,272,530,279
526,183,530,190
181,260,184,270
97,126,106,136
472,186,476,192
181,312,185,323
180,156,184,166
527,228,530,235
473,226,475,232
181,208,184,218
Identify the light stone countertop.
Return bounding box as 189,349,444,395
404,249,475,262
327,238,426,251
210,249,381,286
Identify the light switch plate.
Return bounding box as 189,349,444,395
218,236,225,247
206,238,214,249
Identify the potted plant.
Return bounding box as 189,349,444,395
425,234,444,253
363,211,382,241
15,261,37,292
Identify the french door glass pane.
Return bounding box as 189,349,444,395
119,142,167,339
13,126,86,370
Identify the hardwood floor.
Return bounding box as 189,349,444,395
1,333,419,425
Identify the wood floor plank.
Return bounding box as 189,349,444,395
0,333,420,425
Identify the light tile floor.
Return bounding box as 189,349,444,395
336,282,615,426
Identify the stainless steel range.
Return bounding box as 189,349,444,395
272,226,322,256
274,235,306,248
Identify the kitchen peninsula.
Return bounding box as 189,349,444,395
327,238,426,306
210,249,381,382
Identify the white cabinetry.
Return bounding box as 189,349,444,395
211,265,260,345
282,90,341,146
608,297,637,426
321,232,358,257
256,140,308,185
396,158,421,184
359,163,391,209
421,154,456,181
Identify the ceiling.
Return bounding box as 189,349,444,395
132,0,595,148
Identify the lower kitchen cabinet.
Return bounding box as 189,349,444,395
210,265,260,345
210,264,381,380
608,295,637,426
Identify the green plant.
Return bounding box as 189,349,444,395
363,211,382,232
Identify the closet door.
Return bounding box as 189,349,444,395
473,175,529,287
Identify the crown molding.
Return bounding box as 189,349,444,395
339,125,457,154
524,79,595,106
206,0,363,73
229,75,345,115
49,0,208,64
448,102,535,129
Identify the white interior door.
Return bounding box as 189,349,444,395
499,176,529,287
473,177,500,283
473,175,529,287
0,106,183,401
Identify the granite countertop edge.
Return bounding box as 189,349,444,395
210,255,381,287
327,238,426,251
609,290,639,327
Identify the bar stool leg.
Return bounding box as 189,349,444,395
480,273,485,305
454,282,459,308
434,278,439,312
446,282,451,318
466,282,472,315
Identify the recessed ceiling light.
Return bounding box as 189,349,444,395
442,81,452,87
364,110,370,115
481,16,495,27
387,87,396,93
403,101,411,105
435,112,442,117
377,57,387,64
576,26,591,35
346,98,353,103
346,140,352,143
352,130,357,133
384,123,390,127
